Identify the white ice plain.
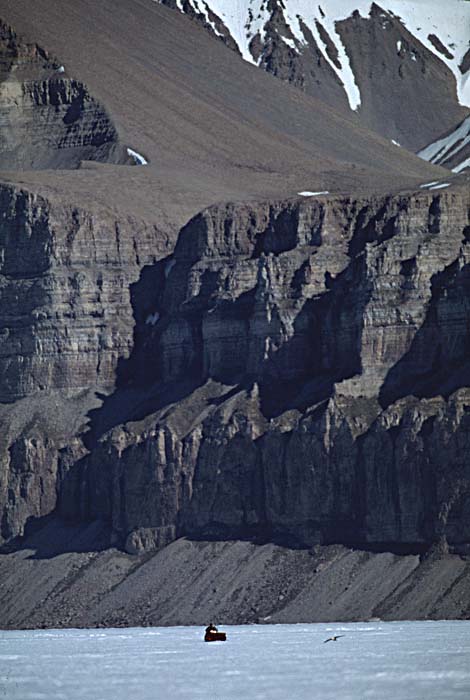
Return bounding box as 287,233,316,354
1,621,470,699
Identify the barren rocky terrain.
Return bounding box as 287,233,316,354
0,0,469,628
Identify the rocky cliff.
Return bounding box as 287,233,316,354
32,186,468,556
0,181,172,544
0,21,129,169
3,193,470,624
0,0,469,628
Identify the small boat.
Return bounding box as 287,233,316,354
204,631,227,642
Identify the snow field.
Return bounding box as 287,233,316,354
2,622,470,700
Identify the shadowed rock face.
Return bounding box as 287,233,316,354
0,184,170,402
2,183,470,554
23,189,466,555
0,22,128,169
0,181,172,543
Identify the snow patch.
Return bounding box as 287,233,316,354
185,0,271,65
194,0,225,38
396,40,402,52
419,181,439,188
280,35,298,51
452,157,470,174
57,65,65,73
127,148,148,165
146,312,160,325
428,182,450,190
282,2,364,111
298,190,330,196
391,139,401,147
418,116,470,165
378,0,470,107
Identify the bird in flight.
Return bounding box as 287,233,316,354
323,635,344,643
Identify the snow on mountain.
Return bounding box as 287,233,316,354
127,147,148,165
418,115,470,172
453,157,470,173
160,0,470,110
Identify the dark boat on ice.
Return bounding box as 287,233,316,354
204,631,226,642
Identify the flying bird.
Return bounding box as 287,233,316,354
323,635,344,643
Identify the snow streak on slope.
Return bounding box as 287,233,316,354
281,1,364,111
127,147,148,165
418,116,470,172
161,1,470,109
453,157,470,173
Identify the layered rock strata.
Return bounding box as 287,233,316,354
52,188,470,554
0,21,128,169
1,177,470,557
0,182,172,543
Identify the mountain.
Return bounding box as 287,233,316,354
159,0,470,154
0,0,470,629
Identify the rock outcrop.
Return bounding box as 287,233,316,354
0,181,172,543
0,21,128,169
43,188,470,555
2,183,470,555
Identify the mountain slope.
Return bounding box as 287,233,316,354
159,0,470,150
1,0,444,198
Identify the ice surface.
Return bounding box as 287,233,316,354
2,621,470,700
127,148,148,165
298,190,329,196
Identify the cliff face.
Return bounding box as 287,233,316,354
3,185,470,554
0,182,172,543
44,188,470,554
0,21,128,169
